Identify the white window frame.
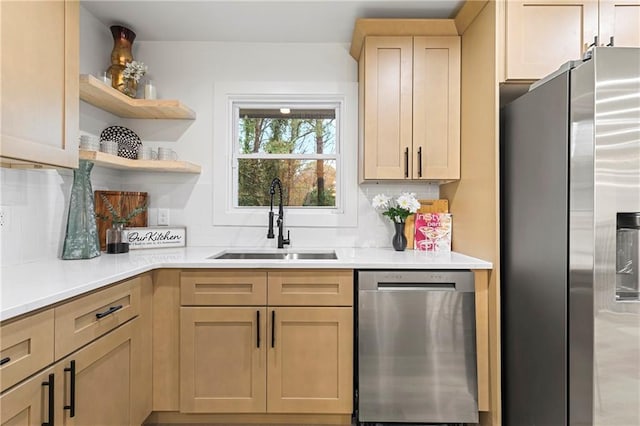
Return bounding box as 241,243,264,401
212,81,358,228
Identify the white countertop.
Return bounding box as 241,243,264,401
0,247,491,322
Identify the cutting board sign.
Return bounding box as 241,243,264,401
404,199,449,249
94,191,148,251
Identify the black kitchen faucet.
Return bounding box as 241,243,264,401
267,177,290,249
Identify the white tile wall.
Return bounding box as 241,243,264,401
0,166,438,266
0,168,66,265
0,166,124,266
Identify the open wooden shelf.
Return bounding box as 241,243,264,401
80,150,201,174
79,74,196,119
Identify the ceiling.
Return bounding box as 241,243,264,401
81,0,466,43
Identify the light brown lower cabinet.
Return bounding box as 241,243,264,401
180,307,267,413
267,307,353,414
179,269,354,417
0,319,145,426
56,320,140,426
1,273,153,426
180,306,353,415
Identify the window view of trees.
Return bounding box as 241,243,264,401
236,107,337,207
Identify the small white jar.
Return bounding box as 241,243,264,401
144,80,157,100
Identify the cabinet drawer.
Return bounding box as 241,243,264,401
0,309,54,392
268,270,353,306
54,278,140,359
181,270,267,306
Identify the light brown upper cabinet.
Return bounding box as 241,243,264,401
501,0,640,82
0,0,79,168
599,0,640,47
359,36,460,181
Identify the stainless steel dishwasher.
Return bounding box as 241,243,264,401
357,270,478,424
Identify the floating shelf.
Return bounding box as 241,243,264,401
79,74,196,119
80,150,201,174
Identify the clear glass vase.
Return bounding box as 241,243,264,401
61,160,101,259
121,79,137,98
106,222,129,254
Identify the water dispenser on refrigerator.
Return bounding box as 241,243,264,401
616,212,640,301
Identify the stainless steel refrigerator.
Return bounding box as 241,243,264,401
501,47,640,425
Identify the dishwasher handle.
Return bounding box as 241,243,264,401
358,270,475,292
377,282,455,291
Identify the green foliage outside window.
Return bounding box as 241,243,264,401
237,109,337,207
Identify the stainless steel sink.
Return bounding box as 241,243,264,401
209,251,337,260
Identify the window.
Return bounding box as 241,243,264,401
234,105,338,208
213,81,358,228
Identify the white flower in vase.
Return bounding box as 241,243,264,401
371,192,420,224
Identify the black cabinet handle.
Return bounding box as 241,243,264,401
95,304,123,319
42,373,54,426
0,357,10,366
256,311,261,348
607,36,615,47
417,146,423,177
404,147,409,178
64,360,76,417
271,310,275,348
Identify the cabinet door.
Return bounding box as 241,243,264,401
505,0,598,81
267,307,352,414
413,36,460,180
0,0,79,168
599,0,640,47
180,307,267,413
0,367,55,426
57,320,136,426
362,36,413,179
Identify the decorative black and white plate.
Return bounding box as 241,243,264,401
100,126,141,159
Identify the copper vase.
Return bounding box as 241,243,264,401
107,25,137,97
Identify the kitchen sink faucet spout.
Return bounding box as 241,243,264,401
267,177,290,249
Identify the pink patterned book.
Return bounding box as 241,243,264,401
414,213,452,252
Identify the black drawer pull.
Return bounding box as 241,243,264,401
417,146,423,177
404,147,409,178
271,310,275,348
42,373,54,426
95,305,123,319
256,311,261,348
0,357,10,366
64,360,76,417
